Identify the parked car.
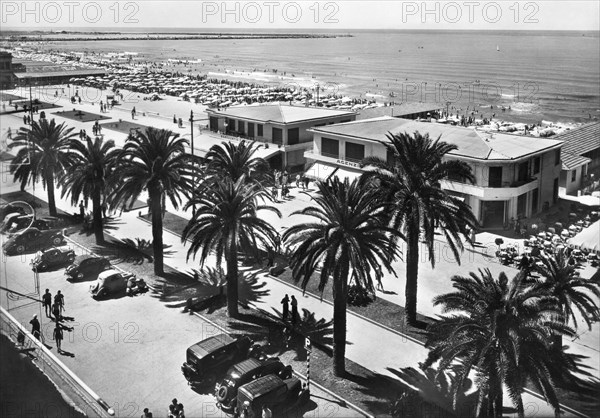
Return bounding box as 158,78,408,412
181,334,263,387
2,228,65,255
216,357,293,413
65,255,111,281
89,269,135,299
0,203,26,221
31,247,76,271
235,374,310,417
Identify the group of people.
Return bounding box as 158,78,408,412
280,294,299,325
28,289,69,352
98,100,111,113
167,398,185,418
92,120,103,136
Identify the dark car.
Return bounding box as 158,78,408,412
236,374,309,417
31,247,76,271
2,228,65,255
65,255,111,281
216,357,292,413
0,203,26,221
181,334,263,387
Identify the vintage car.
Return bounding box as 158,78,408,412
235,374,310,417
2,228,65,255
89,269,135,299
65,255,111,280
31,247,76,271
0,203,26,221
216,357,292,413
181,334,263,387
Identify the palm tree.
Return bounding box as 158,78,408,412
283,178,401,376
182,176,280,318
204,139,272,185
109,127,196,275
8,119,78,216
421,269,575,417
533,248,600,338
361,131,478,326
59,136,120,244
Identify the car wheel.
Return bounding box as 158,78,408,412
39,263,47,270
52,236,62,245
16,245,25,253
216,385,229,403
68,255,75,262
280,365,293,380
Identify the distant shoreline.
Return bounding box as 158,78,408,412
0,32,352,42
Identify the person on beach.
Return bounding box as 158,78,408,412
53,322,63,352
30,314,41,340
42,289,52,317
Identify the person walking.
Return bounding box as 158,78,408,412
55,290,65,315
79,200,85,218
290,295,298,325
281,294,289,321
51,301,61,322
42,289,52,317
141,408,153,418
295,174,301,188
53,322,64,352
7,127,11,140
30,314,41,340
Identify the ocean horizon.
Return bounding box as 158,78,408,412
3,28,599,124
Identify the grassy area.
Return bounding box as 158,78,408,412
99,119,149,135
52,109,110,123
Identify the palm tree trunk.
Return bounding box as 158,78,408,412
46,169,57,217
226,235,239,318
405,222,420,326
92,188,104,244
149,190,164,275
332,262,349,376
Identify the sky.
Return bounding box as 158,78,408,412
1,1,599,31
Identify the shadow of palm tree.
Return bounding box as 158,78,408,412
228,306,333,360
92,237,154,265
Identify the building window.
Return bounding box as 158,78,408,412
321,137,339,158
517,193,527,217
531,188,539,213
341,119,352,123
553,178,559,203
517,161,529,182
288,128,299,145
237,120,245,135
345,142,365,162
488,166,503,188
555,149,561,165
209,117,218,132
272,128,283,145
533,157,540,174
257,124,263,137
247,122,255,138
571,169,577,182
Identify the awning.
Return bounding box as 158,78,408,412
331,166,363,183
252,146,282,161
305,163,336,181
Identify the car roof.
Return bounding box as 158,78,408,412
73,254,98,263
229,358,263,376
98,269,121,279
189,334,236,358
238,375,285,400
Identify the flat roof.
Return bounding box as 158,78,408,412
555,122,600,157
207,102,356,124
312,116,563,161
14,68,106,79
358,103,443,120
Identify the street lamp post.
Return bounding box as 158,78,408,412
189,110,195,158
446,101,451,117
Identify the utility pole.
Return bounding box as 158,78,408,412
189,110,195,159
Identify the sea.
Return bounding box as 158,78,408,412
17,29,600,125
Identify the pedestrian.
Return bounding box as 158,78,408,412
290,295,298,325
177,403,185,418
55,290,65,314
51,302,61,321
7,127,11,139
173,114,177,124
79,200,85,218
92,125,97,136
295,174,301,188
303,176,310,190
281,294,289,321
30,314,41,340
131,109,135,120
78,96,81,104
169,399,178,417
98,124,102,134
262,405,272,418
53,322,63,352
141,407,153,418
42,289,52,317
23,114,27,124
